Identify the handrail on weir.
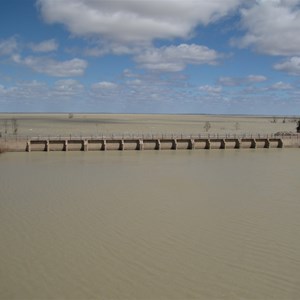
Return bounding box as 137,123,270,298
1,132,299,142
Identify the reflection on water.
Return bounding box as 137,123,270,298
0,150,300,299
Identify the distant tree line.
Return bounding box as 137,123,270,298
271,116,300,124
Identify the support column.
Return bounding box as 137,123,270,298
235,139,241,149
221,139,226,149
251,139,257,149
121,140,125,151
156,139,161,150
103,140,107,151
205,139,211,150
138,139,144,150
265,139,270,148
278,139,284,148
26,140,31,152
189,139,195,150
83,140,88,152
46,140,50,152
172,139,177,150
64,140,68,151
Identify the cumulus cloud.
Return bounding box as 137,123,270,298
126,79,143,86
0,81,49,103
84,42,142,57
0,80,86,110
37,0,241,44
12,54,87,77
234,0,300,55
92,81,118,90
273,57,300,75
0,37,18,55
270,81,293,90
53,79,84,96
199,85,222,94
246,75,268,83
0,84,7,95
29,39,58,52
134,44,220,72
218,75,267,86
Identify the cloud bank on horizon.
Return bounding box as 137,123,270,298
0,0,300,114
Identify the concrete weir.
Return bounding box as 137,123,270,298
21,136,290,152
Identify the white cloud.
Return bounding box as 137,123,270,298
246,75,267,83
0,80,85,108
84,43,141,57
37,0,241,44
199,85,222,94
0,80,49,101
126,79,142,86
0,37,18,55
135,44,220,72
0,84,6,95
273,57,300,75
270,81,293,90
29,39,58,52
218,77,239,86
53,79,84,96
12,54,87,77
234,0,300,55
218,75,267,86
92,81,118,90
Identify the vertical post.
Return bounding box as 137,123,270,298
83,140,88,152
138,139,144,150
278,138,284,148
121,140,125,151
156,139,161,150
172,139,177,150
265,139,270,148
221,139,226,149
46,140,50,152
64,140,68,152
205,139,211,150
189,139,195,150
103,140,107,151
26,140,31,152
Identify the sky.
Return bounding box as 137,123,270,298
0,0,300,115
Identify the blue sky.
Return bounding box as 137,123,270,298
0,0,300,115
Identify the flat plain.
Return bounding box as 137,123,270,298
0,114,298,138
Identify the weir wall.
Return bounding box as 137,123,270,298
1,134,299,153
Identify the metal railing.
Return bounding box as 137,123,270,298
1,132,299,141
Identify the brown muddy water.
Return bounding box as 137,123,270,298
0,149,300,299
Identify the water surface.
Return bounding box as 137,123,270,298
1,150,300,299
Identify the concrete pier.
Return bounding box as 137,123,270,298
156,139,161,150
83,140,88,151
189,139,195,150
205,140,211,150
138,139,144,150
26,140,31,152
64,140,68,151
221,139,226,149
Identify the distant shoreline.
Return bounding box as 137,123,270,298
0,112,299,118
